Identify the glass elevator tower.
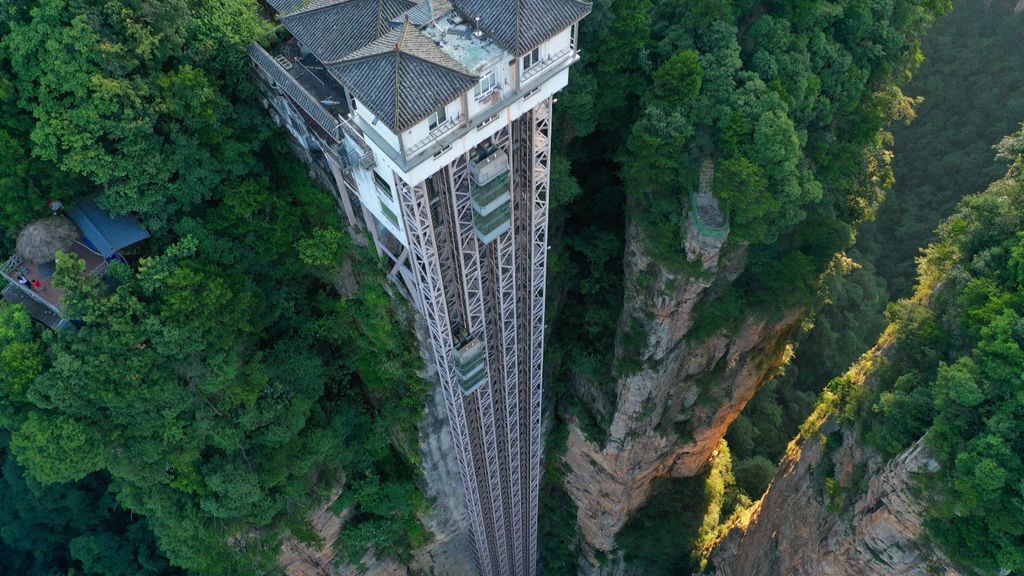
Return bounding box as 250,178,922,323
249,1,591,573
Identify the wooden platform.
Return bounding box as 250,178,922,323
2,241,105,313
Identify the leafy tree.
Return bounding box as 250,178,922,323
0,430,178,575
0,0,432,573
2,0,270,231
851,123,1024,573
718,0,1024,505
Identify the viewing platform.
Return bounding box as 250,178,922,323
1,200,149,328
690,160,728,238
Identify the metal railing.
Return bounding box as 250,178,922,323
339,117,376,170
1,255,64,318
406,116,463,156
520,47,574,86
688,189,729,238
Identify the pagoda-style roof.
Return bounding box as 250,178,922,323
266,0,308,14
280,0,417,64
450,0,591,56
330,20,477,132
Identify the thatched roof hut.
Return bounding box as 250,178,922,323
16,216,81,264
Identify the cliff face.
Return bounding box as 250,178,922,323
706,422,959,576
277,381,477,576
564,166,804,569
278,307,477,576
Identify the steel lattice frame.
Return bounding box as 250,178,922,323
446,147,514,576
525,98,553,576
394,177,494,573
394,98,554,576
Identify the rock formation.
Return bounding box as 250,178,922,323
564,163,804,571
704,330,961,576
705,419,959,575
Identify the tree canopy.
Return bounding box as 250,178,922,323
846,123,1024,574
0,0,431,573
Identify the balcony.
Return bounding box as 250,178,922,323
521,47,574,87
248,41,344,143
406,115,463,157
339,117,376,171
1,242,105,329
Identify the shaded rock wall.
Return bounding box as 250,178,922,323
704,331,960,576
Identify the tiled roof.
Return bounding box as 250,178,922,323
265,0,308,14
450,0,591,56
281,0,417,64
396,0,432,26
330,21,477,132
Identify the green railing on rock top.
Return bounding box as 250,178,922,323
689,189,729,238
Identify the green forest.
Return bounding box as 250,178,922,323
819,123,1024,574
0,0,1022,575
540,0,1024,573
0,0,429,573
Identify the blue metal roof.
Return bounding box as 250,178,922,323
65,199,150,259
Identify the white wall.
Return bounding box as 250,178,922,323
401,97,462,157
352,97,401,152
466,59,513,119
520,28,573,89
352,156,406,242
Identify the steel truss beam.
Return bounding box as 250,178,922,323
393,177,494,573
394,99,554,576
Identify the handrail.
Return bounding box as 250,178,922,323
521,47,574,86
339,117,375,169
1,254,22,275
248,42,341,142
2,276,64,317
406,116,462,156
688,189,729,238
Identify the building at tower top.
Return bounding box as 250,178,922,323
248,1,591,573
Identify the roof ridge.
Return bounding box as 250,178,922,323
377,0,389,36
515,0,525,54
340,21,475,77
284,0,353,18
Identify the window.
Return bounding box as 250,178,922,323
428,106,448,131
432,143,452,159
379,202,400,227
373,171,393,201
474,71,497,99
522,47,540,71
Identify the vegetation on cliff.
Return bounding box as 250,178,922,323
545,0,948,444
716,123,1024,575
847,126,1024,574
0,0,429,573
541,0,949,569
725,0,1024,506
